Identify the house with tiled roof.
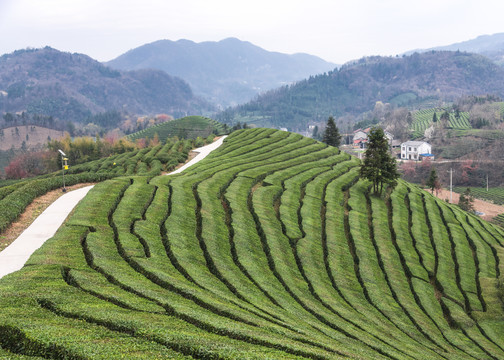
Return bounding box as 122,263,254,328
353,128,393,149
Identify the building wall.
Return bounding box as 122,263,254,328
400,142,432,160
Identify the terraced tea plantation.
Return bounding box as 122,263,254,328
127,116,226,142
0,137,200,234
411,109,471,138
0,128,503,359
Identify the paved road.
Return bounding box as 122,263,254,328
0,185,94,279
168,135,227,175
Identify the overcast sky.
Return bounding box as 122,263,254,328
1,0,504,64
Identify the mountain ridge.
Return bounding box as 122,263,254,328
219,50,504,131
404,32,504,65
106,37,337,107
0,47,213,123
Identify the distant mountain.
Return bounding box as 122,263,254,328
106,38,336,108
406,33,504,65
219,51,504,131
0,47,213,124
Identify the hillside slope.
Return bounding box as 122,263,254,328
0,128,503,358
0,125,64,151
107,38,336,107
0,47,213,123
221,51,504,131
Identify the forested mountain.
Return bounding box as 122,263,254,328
106,38,336,107
0,47,213,124
407,32,504,66
218,51,504,131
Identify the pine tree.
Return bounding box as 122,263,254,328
426,168,439,194
360,127,400,195
458,188,474,212
322,116,341,147
432,112,438,123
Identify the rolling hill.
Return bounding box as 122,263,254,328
0,128,503,359
219,51,504,131
0,47,213,123
106,38,336,108
126,116,227,142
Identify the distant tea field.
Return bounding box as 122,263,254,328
0,128,503,359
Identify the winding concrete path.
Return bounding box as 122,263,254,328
0,185,94,279
169,135,227,175
0,135,228,280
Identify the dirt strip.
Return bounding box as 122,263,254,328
431,188,504,222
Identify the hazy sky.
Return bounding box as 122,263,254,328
1,0,504,64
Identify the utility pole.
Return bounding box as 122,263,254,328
487,173,489,192
447,168,454,203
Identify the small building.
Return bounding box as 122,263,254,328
352,128,369,148
353,128,393,149
401,141,432,161
391,139,402,149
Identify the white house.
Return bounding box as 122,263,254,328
401,141,433,160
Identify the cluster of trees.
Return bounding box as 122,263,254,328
4,151,55,179
3,134,141,179
47,134,138,166
231,122,248,131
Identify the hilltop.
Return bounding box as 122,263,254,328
0,47,213,123
106,38,336,107
406,32,504,66
126,116,227,142
219,51,504,131
0,128,502,358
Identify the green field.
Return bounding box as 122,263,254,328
0,128,503,359
126,116,227,142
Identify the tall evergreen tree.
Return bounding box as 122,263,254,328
312,125,319,140
426,168,440,194
458,188,475,212
322,116,341,147
360,127,400,195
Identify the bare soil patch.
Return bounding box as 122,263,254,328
0,183,95,252
431,188,504,222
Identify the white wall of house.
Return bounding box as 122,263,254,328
401,142,431,160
